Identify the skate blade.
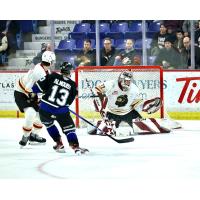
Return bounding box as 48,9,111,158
29,141,46,145
75,149,89,155
55,149,66,153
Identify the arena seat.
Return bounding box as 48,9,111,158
69,23,91,40
110,22,129,32
90,23,110,33
146,31,155,38
148,56,157,65
19,20,37,33
69,32,87,40
87,32,106,39
55,39,76,51
148,22,160,32
129,22,142,32
124,31,142,40
106,32,124,40
73,23,91,33
134,38,152,49
115,39,125,49
134,39,142,49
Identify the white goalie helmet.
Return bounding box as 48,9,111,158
42,51,56,65
118,71,133,91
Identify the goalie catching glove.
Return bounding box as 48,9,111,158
142,97,162,114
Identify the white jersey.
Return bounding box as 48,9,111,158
15,63,50,95
97,80,141,115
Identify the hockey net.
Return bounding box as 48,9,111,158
75,66,164,128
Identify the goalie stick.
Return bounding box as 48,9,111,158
69,108,134,143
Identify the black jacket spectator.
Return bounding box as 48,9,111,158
181,46,200,69
154,37,182,69
180,36,200,69
74,39,96,66
100,46,117,66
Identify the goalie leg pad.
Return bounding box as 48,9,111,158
132,118,171,134
160,118,182,129
149,118,171,133
133,119,157,134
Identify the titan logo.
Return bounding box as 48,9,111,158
176,77,200,103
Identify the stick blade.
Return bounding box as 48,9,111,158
107,135,135,143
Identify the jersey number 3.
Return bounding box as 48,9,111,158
48,85,69,106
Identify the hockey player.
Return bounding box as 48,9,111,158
14,51,56,147
88,71,165,136
31,62,88,155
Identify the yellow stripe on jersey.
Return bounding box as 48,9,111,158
130,99,143,109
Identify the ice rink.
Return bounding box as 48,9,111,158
0,118,200,199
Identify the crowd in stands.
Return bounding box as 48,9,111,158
0,20,200,69
55,20,200,69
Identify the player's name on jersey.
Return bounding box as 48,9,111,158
54,79,71,90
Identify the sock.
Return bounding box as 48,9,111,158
65,131,79,147
47,125,61,142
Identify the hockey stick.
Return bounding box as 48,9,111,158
69,108,134,143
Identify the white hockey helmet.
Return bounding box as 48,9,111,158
42,51,56,65
118,71,133,91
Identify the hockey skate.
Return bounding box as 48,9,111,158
29,133,46,145
53,140,65,153
19,135,30,147
70,144,89,155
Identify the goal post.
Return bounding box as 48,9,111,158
75,66,164,128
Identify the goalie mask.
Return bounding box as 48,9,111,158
60,62,74,76
118,71,133,91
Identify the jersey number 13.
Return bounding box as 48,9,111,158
48,85,69,106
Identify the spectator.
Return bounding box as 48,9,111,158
32,43,52,65
180,36,200,69
150,24,169,56
154,37,182,69
0,20,20,54
100,37,117,66
174,29,184,52
114,39,141,66
74,39,96,66
166,26,176,43
0,32,8,66
195,20,200,45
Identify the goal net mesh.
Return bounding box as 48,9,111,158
75,66,164,127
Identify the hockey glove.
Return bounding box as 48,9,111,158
142,97,162,114
28,92,38,102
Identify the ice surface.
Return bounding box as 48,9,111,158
0,118,200,199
